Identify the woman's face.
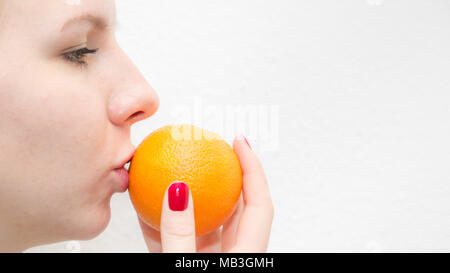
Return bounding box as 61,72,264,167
0,0,159,249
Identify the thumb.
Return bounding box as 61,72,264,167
160,181,196,253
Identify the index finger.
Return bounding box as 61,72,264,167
230,135,274,252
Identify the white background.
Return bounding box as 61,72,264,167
29,0,450,252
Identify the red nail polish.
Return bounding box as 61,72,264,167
168,182,189,211
243,136,252,150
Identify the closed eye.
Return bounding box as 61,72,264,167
61,47,98,68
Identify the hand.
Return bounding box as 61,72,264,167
138,135,274,252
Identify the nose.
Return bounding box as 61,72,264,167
107,49,159,127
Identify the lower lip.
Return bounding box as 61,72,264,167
113,167,129,192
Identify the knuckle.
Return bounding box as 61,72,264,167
262,199,274,218
264,194,274,212
247,199,274,218
268,202,274,218
162,220,196,238
266,197,274,210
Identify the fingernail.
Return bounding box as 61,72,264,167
242,135,252,150
168,182,189,211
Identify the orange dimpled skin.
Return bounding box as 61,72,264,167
128,124,243,237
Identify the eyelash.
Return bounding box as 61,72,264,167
61,47,99,68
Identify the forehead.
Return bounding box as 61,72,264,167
1,0,116,31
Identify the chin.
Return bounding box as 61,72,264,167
69,198,113,241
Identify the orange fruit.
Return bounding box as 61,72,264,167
128,124,243,236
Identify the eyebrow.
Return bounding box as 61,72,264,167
60,13,113,33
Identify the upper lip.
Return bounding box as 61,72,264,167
114,149,135,170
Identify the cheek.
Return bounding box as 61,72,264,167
0,68,112,236
14,76,106,173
